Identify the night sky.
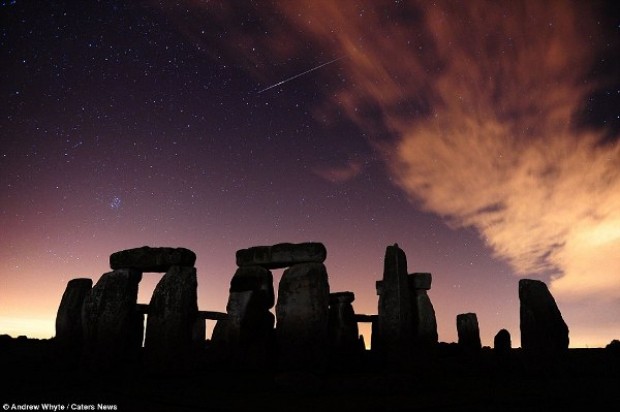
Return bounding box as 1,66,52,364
1,0,619,348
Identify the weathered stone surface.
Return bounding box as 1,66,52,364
408,273,437,349
494,329,511,354
82,269,142,370
55,278,92,350
375,244,412,365
276,262,330,371
144,265,198,372
214,288,276,368
457,313,481,352
212,266,275,364
110,246,196,272
410,272,432,290
328,292,360,357
409,286,438,349
519,279,569,354
236,242,326,269
229,265,274,309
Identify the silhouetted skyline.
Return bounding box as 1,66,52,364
1,0,619,347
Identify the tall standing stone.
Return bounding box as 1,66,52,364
375,244,412,366
82,269,142,370
276,262,330,371
213,266,275,369
457,313,481,352
408,273,438,349
328,292,360,356
144,265,198,372
519,279,569,354
55,278,93,351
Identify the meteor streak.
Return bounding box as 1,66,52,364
257,56,345,94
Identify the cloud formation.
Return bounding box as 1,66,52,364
276,0,620,300
184,1,620,301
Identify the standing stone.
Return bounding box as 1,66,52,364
82,269,142,370
192,317,206,348
408,273,438,349
494,329,511,354
519,279,569,354
229,265,275,309
375,244,412,366
236,242,326,269
144,265,198,372
110,246,196,272
457,313,482,352
328,292,360,356
214,266,276,369
276,262,330,371
56,278,92,351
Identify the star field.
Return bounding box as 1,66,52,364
1,0,619,348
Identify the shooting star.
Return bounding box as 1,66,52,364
257,56,346,94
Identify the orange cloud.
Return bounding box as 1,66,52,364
177,1,620,304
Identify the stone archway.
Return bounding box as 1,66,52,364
56,246,199,372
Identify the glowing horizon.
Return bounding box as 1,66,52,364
1,1,618,351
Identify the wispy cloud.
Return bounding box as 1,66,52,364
276,1,620,300
181,1,620,301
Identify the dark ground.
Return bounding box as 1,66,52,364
2,337,619,412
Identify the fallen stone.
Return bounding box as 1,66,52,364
457,313,481,352
82,269,142,370
519,279,569,354
144,265,198,372
236,242,326,269
55,278,92,351
110,246,196,272
276,262,330,371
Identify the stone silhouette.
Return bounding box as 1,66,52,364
328,292,360,357
82,269,142,370
192,316,206,348
51,241,584,380
236,242,326,269
55,278,92,351
519,279,569,354
110,246,196,272
79,246,202,372
494,329,511,355
375,244,413,366
408,272,438,349
212,265,275,369
276,262,330,371
144,265,198,372
457,313,481,352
